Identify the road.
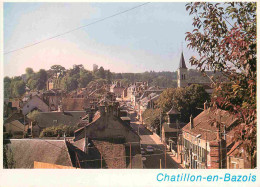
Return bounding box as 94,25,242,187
127,109,180,169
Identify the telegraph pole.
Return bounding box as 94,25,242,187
160,110,162,141
130,143,132,169
205,132,207,169
165,143,167,169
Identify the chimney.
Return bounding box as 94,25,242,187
84,135,89,154
204,100,209,110
85,108,93,123
190,114,194,129
216,130,220,141
99,105,106,115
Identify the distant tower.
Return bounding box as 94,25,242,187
177,52,188,88
93,64,98,72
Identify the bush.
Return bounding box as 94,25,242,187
39,125,78,138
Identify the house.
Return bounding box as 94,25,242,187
30,111,86,137
226,141,252,169
180,103,252,169
42,89,63,111
122,87,128,99
46,77,55,91
22,91,42,103
67,88,89,98
127,82,148,102
4,100,22,118
110,81,125,98
66,138,128,169
137,92,161,121
161,107,186,152
4,113,31,138
4,139,73,168
71,102,143,169
22,95,49,115
61,98,90,111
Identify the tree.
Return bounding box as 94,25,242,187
156,85,209,122
50,65,65,76
95,66,106,79
142,108,161,134
27,110,40,121
172,84,209,122
69,64,83,76
11,80,26,98
105,69,112,84
25,67,34,76
27,79,38,90
35,69,48,90
3,144,15,168
61,76,78,92
78,69,93,88
156,88,175,113
39,125,78,138
4,76,11,98
185,2,256,167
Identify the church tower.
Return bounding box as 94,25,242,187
177,52,188,88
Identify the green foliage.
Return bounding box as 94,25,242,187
3,144,15,168
61,76,78,92
27,110,40,121
39,125,78,138
36,69,48,90
95,66,106,79
26,69,48,91
156,88,175,113
50,65,65,75
142,108,161,130
25,67,34,76
120,78,131,87
4,77,11,98
5,76,26,98
185,2,256,165
172,84,209,122
78,69,93,88
156,84,209,122
27,79,37,90
11,80,26,98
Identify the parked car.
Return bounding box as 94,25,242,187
145,145,154,153
141,147,145,154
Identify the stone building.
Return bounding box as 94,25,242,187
70,102,143,169
180,103,252,169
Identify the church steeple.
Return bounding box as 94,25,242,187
177,51,188,88
179,52,187,69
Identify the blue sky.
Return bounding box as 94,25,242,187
4,2,198,77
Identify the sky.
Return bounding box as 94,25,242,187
4,2,198,77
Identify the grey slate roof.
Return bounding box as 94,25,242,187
34,111,86,128
4,139,72,168
179,52,187,69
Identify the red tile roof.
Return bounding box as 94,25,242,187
182,108,238,142
62,98,90,111
92,139,126,168
227,141,243,156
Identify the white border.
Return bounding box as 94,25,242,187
0,0,259,187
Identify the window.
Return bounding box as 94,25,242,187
231,162,237,169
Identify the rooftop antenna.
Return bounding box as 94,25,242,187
181,41,183,52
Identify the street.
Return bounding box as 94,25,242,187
127,108,181,169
